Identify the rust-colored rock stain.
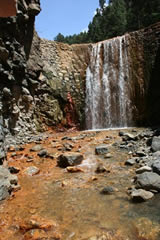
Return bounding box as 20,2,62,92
0,129,159,240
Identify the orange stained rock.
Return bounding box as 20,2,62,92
0,0,17,17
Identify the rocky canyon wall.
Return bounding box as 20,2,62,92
0,0,41,162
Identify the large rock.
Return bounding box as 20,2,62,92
151,136,160,152
130,189,154,202
135,172,160,191
0,166,19,201
95,145,108,155
57,152,83,168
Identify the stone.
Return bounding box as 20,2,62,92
28,3,41,16
30,145,43,152
57,152,83,168
25,166,40,176
37,149,48,157
125,158,136,166
151,136,160,152
100,186,115,195
130,189,154,202
136,151,147,157
152,160,160,175
136,166,152,174
135,172,160,191
122,133,136,141
95,163,109,173
95,144,108,155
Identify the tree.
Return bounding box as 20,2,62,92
99,0,106,10
54,33,65,43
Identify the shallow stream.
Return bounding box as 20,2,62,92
0,129,160,240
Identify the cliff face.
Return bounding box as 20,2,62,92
0,0,160,161
0,0,41,162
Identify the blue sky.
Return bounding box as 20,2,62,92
35,0,103,40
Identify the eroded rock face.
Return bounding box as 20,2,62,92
0,0,41,161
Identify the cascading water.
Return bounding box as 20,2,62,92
85,35,133,130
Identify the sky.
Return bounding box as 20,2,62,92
35,0,102,40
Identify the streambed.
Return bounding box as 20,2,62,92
0,128,160,240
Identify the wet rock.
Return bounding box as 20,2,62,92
95,144,108,155
100,186,115,195
151,136,160,152
30,145,43,152
25,166,40,176
95,163,109,173
0,166,19,201
130,189,154,202
135,172,160,191
37,149,48,157
125,158,136,166
136,166,152,174
57,152,83,168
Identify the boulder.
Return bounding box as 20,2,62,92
57,152,83,168
151,136,160,152
95,144,108,155
135,172,160,191
130,189,154,202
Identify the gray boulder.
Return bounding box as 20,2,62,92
151,136,160,152
135,172,160,191
95,144,108,155
57,152,83,168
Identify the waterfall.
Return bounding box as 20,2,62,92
85,35,133,130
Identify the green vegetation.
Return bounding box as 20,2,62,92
54,0,160,44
